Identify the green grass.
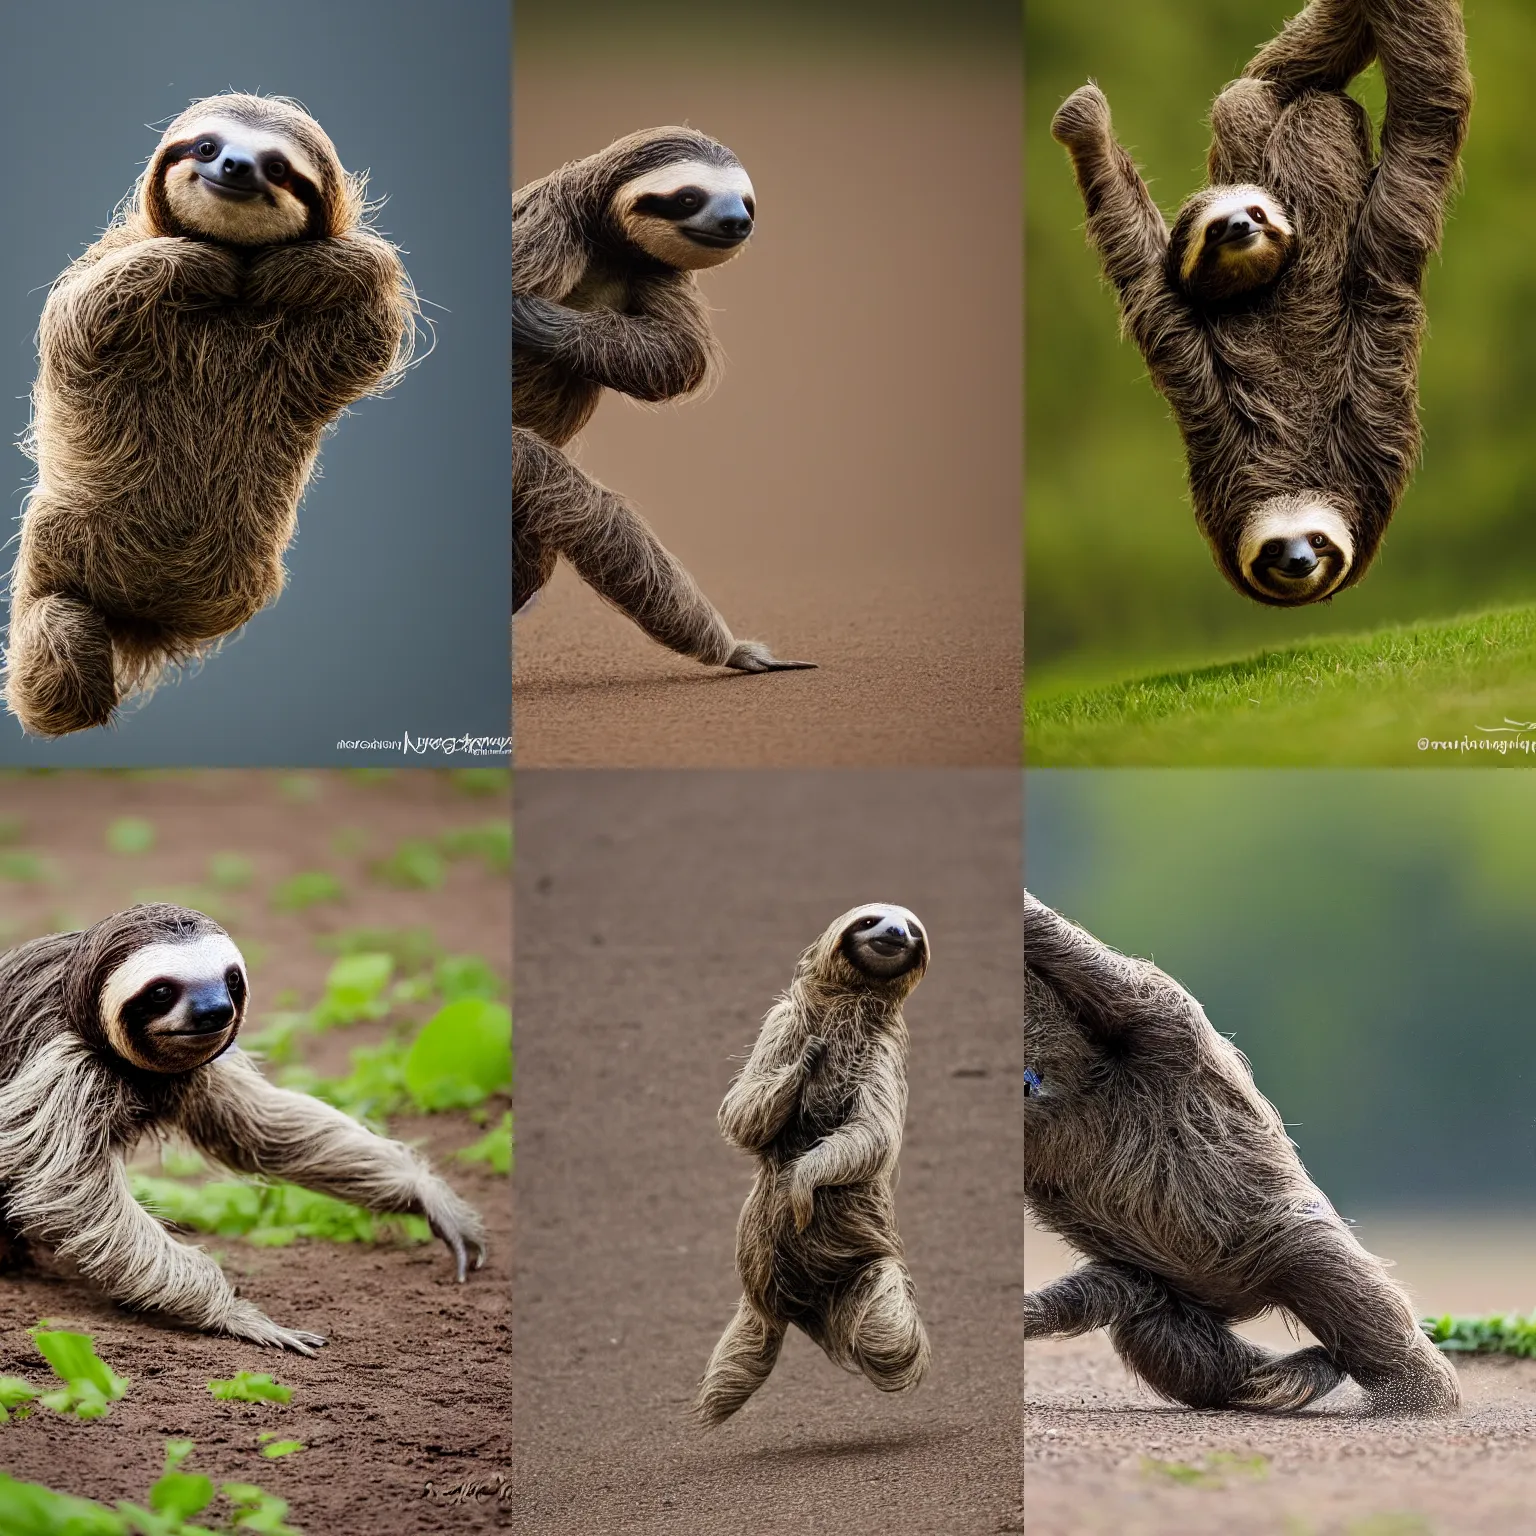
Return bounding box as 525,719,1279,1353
1029,604,1536,765
1423,1310,1536,1358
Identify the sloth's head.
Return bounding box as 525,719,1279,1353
598,127,755,271
1232,496,1355,605
1171,185,1295,305
809,904,930,999
71,905,248,1074
143,93,360,245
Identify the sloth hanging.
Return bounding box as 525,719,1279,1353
3,92,418,737
1052,0,1471,605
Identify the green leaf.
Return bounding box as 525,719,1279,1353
370,839,446,890
257,1441,303,1460
106,818,155,855
434,954,503,1002
454,1112,513,1175
269,872,343,913
31,1328,129,1413
148,1473,214,1520
207,1372,292,1405
0,1473,126,1535
0,1374,39,1410
404,999,512,1110
207,853,255,890
312,953,394,1028
439,820,511,873
220,1483,301,1536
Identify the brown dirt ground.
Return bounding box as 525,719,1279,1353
510,770,1025,1533
512,60,1023,768
1025,1221,1536,1535
0,770,512,1533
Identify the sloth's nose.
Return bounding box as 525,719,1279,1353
1217,213,1255,243
715,213,753,239
1273,537,1319,577
219,151,257,183
186,983,235,1032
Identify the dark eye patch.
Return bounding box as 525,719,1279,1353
633,187,711,222
121,979,181,1029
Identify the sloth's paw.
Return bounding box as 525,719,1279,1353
725,641,817,673
423,1185,489,1282
787,1171,817,1233
222,1300,327,1355
1051,84,1112,148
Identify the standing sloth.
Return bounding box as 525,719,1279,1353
513,126,811,673
1052,0,1471,604
1023,892,1460,1415
696,905,930,1425
0,904,485,1352
4,92,417,737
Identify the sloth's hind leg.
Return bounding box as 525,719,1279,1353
833,1256,931,1395
3,593,118,737
513,427,813,672
695,1296,787,1425
1110,1285,1343,1412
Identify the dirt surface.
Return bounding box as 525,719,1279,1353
0,770,512,1533
512,60,1022,767
511,770,1025,1533
1025,1221,1536,1535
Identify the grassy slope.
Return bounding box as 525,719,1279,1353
1028,604,1536,765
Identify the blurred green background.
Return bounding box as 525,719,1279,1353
1028,770,1536,1211
1028,0,1536,687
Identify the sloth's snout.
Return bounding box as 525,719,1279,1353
184,982,236,1033
197,145,264,197
687,195,753,248
1265,536,1319,578
867,922,916,957
1212,212,1258,246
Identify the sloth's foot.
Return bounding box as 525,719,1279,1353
1051,83,1112,148
725,641,817,673
221,1299,327,1355
1228,1345,1343,1412
423,1185,489,1282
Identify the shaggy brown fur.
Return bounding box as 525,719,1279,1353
1023,892,1460,1416
4,93,417,737
513,126,811,672
696,905,931,1425
1052,0,1471,605
0,905,484,1352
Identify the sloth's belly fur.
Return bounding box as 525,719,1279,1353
27,355,325,634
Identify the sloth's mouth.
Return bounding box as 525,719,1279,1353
160,1019,236,1037
194,172,263,202
682,228,748,249
865,937,912,958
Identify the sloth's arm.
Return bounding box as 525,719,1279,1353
512,277,718,402
1024,891,1201,1055
785,1049,905,1231
0,1034,320,1351
1023,1262,1165,1338
1242,0,1376,94
512,183,590,298
1051,87,1223,421
40,237,242,365
1354,0,1472,288
243,230,408,312
719,1003,816,1151
179,1051,486,1280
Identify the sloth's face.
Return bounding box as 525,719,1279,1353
160,117,321,245
1178,186,1294,305
99,933,248,1073
1234,498,1354,605
836,904,929,986
617,158,756,271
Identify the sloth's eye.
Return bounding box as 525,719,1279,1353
855,916,881,931
743,198,755,218
1262,539,1282,557
265,158,289,182
193,139,218,160
226,968,246,1002
1309,533,1329,550
1250,205,1268,224
678,192,702,212
145,982,177,1006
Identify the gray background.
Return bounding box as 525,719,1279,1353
0,0,510,766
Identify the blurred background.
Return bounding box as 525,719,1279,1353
513,0,1022,767
0,0,511,765
1028,0,1536,688
1027,769,1536,1214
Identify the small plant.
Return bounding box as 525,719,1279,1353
207,853,255,891
439,820,511,873
0,1375,39,1422
269,872,343,913
370,838,446,891
455,1111,513,1175
404,998,512,1111
315,926,441,972
31,1326,130,1421
106,818,155,855
310,952,394,1028
256,1434,303,1460
1423,1310,1536,1358
434,954,503,1002
207,1372,292,1405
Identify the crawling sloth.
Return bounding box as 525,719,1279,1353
696,905,931,1424
514,126,811,674
0,905,485,1352
1052,0,1471,605
4,93,417,737
1023,892,1459,1414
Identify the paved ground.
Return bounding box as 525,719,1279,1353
512,58,1022,767
511,771,1025,1533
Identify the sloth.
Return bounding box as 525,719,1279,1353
0,905,485,1352
1022,891,1460,1415
513,126,811,673
4,92,417,737
1052,0,1471,605
696,904,931,1425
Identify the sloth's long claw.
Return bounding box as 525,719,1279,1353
725,641,817,673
